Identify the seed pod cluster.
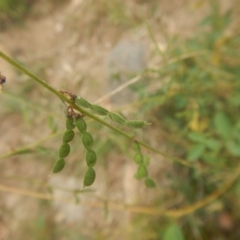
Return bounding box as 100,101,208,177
74,116,97,187
132,141,156,188
52,117,76,174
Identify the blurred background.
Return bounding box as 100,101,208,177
0,0,240,239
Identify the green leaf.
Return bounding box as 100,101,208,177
214,112,232,140
134,153,143,164
135,165,148,179
125,120,151,129
52,159,65,173
187,144,205,161
108,112,126,125
145,178,156,188
226,140,240,157
187,132,206,143
205,138,221,151
83,167,96,187
163,224,185,240
91,104,109,116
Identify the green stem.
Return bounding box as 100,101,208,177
0,50,195,168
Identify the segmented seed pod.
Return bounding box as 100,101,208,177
135,165,148,179
83,167,96,187
75,97,92,108
75,117,87,133
52,158,65,173
125,120,150,128
132,142,141,152
82,132,94,149
66,117,75,130
91,104,109,116
59,143,71,158
144,178,156,188
63,129,75,143
134,153,143,164
86,149,97,167
108,112,126,125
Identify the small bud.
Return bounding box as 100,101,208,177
59,143,71,158
108,112,126,125
125,120,151,129
83,167,96,187
75,97,92,108
52,158,65,173
63,130,75,143
82,132,94,149
86,149,97,167
135,165,148,179
91,104,109,116
75,117,87,133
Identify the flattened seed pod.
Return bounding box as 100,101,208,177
144,178,156,188
108,112,126,125
52,158,65,173
63,129,75,143
125,120,150,129
75,97,92,108
66,117,75,130
75,117,87,133
59,143,71,158
135,165,148,179
134,153,143,164
91,104,109,116
82,132,94,149
83,167,96,187
86,149,97,167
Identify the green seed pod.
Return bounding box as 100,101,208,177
59,143,70,158
91,104,109,116
75,97,92,108
63,129,75,143
75,117,87,133
135,165,148,179
144,178,156,188
66,117,75,130
86,149,97,167
52,158,65,173
82,132,94,149
134,153,143,164
83,167,96,187
132,142,141,152
125,120,151,129
108,112,126,125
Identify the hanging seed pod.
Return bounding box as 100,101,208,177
125,120,151,129
59,143,71,158
82,132,94,149
134,153,143,164
75,117,87,133
91,104,109,116
108,112,126,125
86,149,97,167
52,158,65,173
75,97,92,108
66,117,75,130
63,129,75,143
144,178,156,188
132,142,141,152
83,167,96,187
135,165,148,179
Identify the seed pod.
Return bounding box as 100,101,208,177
144,178,156,188
63,129,75,143
83,167,96,187
125,120,151,129
132,142,141,152
82,132,94,149
75,97,92,108
91,104,109,116
59,143,70,158
86,149,97,167
108,112,126,125
66,117,75,130
75,117,87,133
52,158,65,173
135,165,148,179
134,153,143,164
